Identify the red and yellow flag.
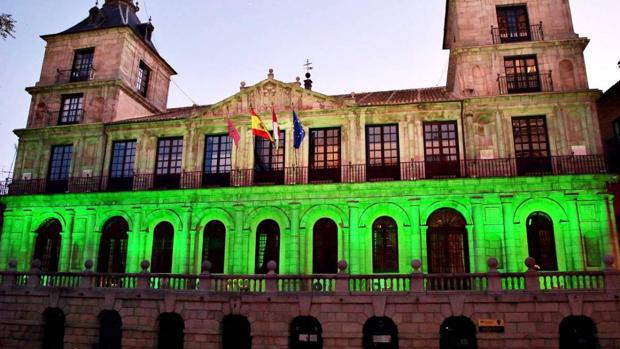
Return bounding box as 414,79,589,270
251,109,274,142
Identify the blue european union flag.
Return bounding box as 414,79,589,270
293,111,305,149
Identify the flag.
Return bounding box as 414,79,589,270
272,107,280,150
251,109,274,142
293,110,305,149
227,118,240,147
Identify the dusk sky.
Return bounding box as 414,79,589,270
0,0,619,176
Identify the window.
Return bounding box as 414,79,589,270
496,5,531,43
313,218,338,274
151,222,174,273
222,315,252,349
426,208,469,274
503,55,540,93
58,94,83,124
33,219,62,272
136,61,150,96
158,313,184,349
512,115,552,175
526,212,558,270
155,137,183,189
372,217,399,273
97,217,129,273
70,48,94,82
365,124,400,181
47,145,72,193
254,131,285,184
309,128,341,183
203,135,232,187
202,220,226,273
423,121,460,178
108,140,136,190
255,219,280,274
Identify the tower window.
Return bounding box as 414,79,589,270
47,145,72,193
503,55,541,93
58,94,83,124
70,48,94,82
496,5,531,43
136,61,150,97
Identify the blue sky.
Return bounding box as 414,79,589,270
0,0,619,175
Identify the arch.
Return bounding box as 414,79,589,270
290,316,323,349
151,221,174,273
42,307,65,349
245,206,290,231
559,59,576,91
513,197,568,225
372,216,399,273
440,316,477,349
359,202,410,228
426,208,470,274
98,309,122,349
526,212,558,270
422,201,472,226
31,213,67,235
559,316,600,349
194,207,234,232
300,204,347,229
33,218,62,272
145,209,183,234
98,210,133,232
255,219,280,274
97,217,129,273
158,312,184,349
312,218,338,274
202,220,226,273
362,316,398,349
222,314,251,349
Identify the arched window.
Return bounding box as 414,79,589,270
202,220,226,273
97,217,129,273
526,212,558,270
98,310,122,349
372,217,398,273
440,316,477,349
158,312,184,349
34,219,62,272
255,220,280,274
290,316,323,349
42,307,65,349
559,316,600,349
152,222,174,273
427,209,469,273
222,314,251,349
313,218,338,274
362,316,398,349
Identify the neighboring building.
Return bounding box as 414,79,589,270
0,0,618,348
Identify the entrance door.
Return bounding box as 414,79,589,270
440,316,477,349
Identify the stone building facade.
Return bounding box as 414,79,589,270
0,0,618,348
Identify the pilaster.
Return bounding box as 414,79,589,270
59,209,75,271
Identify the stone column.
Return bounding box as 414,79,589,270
59,210,75,271
82,208,97,267
17,211,33,270
180,206,193,274
127,208,143,272
232,204,246,273
288,202,301,274
500,195,518,272
601,195,619,259
408,198,422,264
347,200,360,274
471,197,486,272
0,211,15,269
564,195,585,270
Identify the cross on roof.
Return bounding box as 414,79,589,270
304,59,313,73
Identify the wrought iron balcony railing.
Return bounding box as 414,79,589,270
498,70,553,94
55,66,96,84
491,22,544,44
1,155,609,196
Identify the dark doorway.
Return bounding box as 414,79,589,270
440,316,477,349
202,220,226,273
255,219,280,274
372,217,399,273
97,217,129,273
33,219,62,272
313,218,338,274
42,307,65,349
98,310,122,349
290,316,323,349
526,212,558,270
362,316,399,349
559,316,600,349
158,312,184,349
222,314,252,349
151,222,174,273
427,209,469,273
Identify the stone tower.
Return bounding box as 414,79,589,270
25,0,176,128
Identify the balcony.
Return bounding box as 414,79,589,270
491,22,544,44
498,71,553,95
1,155,609,196
55,66,96,84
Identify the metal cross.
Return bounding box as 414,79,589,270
304,59,313,72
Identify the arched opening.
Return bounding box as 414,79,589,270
313,218,338,274
290,316,323,349
559,59,576,91
202,220,226,273
559,316,600,349
526,212,558,270
98,310,122,349
372,217,399,273
42,307,65,349
158,312,184,349
33,219,62,272
222,314,251,349
97,217,129,273
362,316,398,349
152,222,174,273
255,219,280,274
427,209,469,273
440,316,477,349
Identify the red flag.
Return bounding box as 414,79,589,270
227,118,240,147
272,107,280,150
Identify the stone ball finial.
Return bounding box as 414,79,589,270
603,254,615,269
296,76,301,82
240,81,246,88
337,260,348,272
31,259,42,269
8,259,17,270
267,260,277,273
411,259,422,271
305,72,311,78
140,260,150,272
525,256,536,270
269,68,274,74
84,259,94,270
487,257,499,270
202,260,212,273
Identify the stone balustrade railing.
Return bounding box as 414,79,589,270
1,256,618,294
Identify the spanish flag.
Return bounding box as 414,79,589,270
251,109,274,142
